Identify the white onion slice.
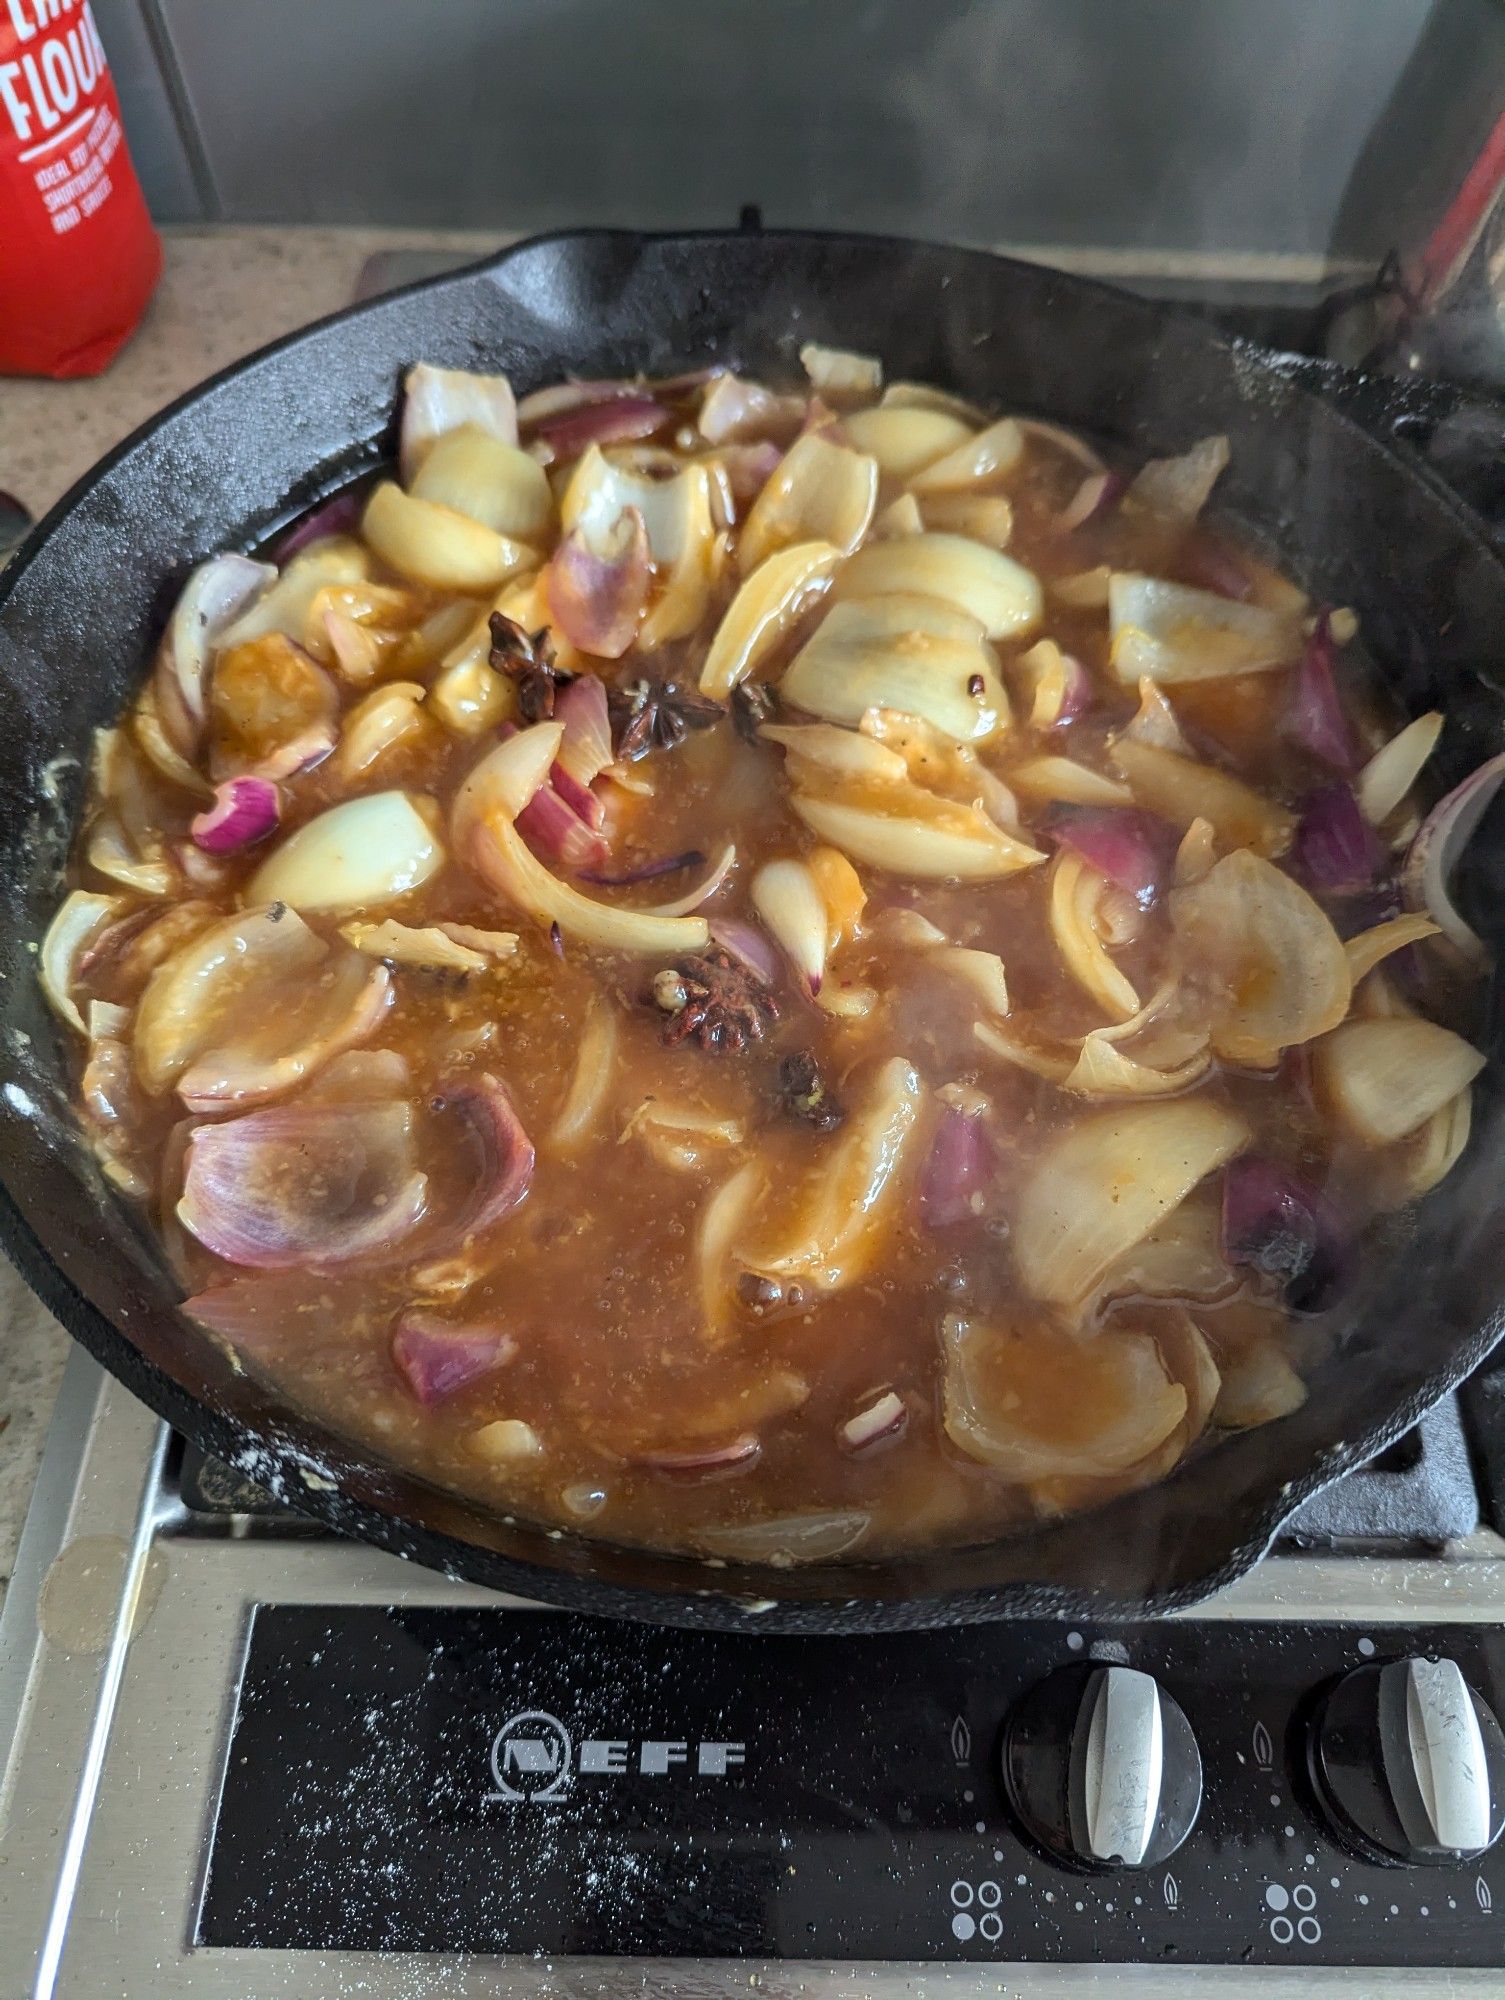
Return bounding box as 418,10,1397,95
40,891,128,1034
831,533,1041,641
1109,574,1299,683
1124,435,1230,522
942,1314,1187,1478
751,858,828,994
1172,850,1350,1065
698,539,841,698
248,791,445,913
153,554,277,752
1356,711,1444,826
1013,1099,1250,1305
1313,1018,1485,1145
400,362,518,482
698,1510,871,1566
799,342,882,400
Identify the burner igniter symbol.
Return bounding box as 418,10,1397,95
950,1714,972,1766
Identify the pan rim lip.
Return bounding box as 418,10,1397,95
2,222,1504,1631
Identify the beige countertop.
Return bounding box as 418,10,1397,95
0,224,496,1604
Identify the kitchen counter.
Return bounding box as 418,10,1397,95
0,225,496,1605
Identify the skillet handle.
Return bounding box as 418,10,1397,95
1262,348,1505,538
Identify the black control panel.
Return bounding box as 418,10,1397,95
198,1607,1505,1962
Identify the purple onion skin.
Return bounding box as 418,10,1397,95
580,849,706,888
391,1312,514,1405
272,488,364,564
1293,784,1385,892
1043,805,1176,908
1221,1155,1348,1314
1290,613,1359,771
918,1107,996,1229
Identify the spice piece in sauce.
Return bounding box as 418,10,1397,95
487,612,574,722
776,1049,845,1131
731,679,780,746
609,677,724,762
654,946,781,1052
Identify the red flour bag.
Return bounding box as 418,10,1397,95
0,0,161,377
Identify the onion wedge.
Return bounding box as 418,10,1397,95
1356,711,1444,825
1014,1099,1250,1305
40,890,128,1034
698,540,842,698
1172,850,1351,1065
1109,574,1299,683
831,533,1041,641
1111,737,1295,858
134,905,390,1106
1314,1018,1485,1145
735,1057,922,1292
942,1313,1188,1478
737,433,879,570
248,791,444,912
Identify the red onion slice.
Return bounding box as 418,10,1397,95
544,513,651,659
1053,469,1126,533
517,377,651,427
155,554,276,753
708,917,781,986
391,1310,517,1405
552,674,614,790
1179,536,1254,602
178,1100,428,1269
273,488,364,563
1221,1155,1348,1312
918,1106,996,1229
718,439,785,502
249,726,336,781
1289,613,1358,771
190,777,280,853
515,775,611,873
1043,805,1175,908
1402,749,1505,961
839,1391,909,1455
182,1271,371,1351
637,1435,761,1481
1293,783,1384,891
533,397,670,460
446,1073,535,1236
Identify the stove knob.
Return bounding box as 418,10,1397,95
1002,1663,1202,1870
1309,1656,1505,1865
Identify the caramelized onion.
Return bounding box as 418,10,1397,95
1313,1018,1485,1145
1221,1156,1348,1311
153,554,276,754
918,1103,996,1228
447,1073,535,1234
1290,612,1358,770
1292,784,1383,890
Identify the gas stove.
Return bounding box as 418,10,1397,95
5,243,1505,1996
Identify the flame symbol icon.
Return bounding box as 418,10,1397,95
1163,1873,1180,1910
1477,1876,1493,1914
1252,1721,1273,1771
951,1714,972,1765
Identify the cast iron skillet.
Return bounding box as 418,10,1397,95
1,227,1504,1635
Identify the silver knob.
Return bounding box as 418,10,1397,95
1003,1662,1202,1871
1076,1666,1164,1866
1380,1656,1492,1856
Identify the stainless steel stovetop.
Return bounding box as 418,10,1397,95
2,1351,1503,1997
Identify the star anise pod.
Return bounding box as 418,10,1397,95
650,947,780,1053
608,676,724,763
488,611,574,722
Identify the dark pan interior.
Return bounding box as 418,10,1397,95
1,228,1503,1634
